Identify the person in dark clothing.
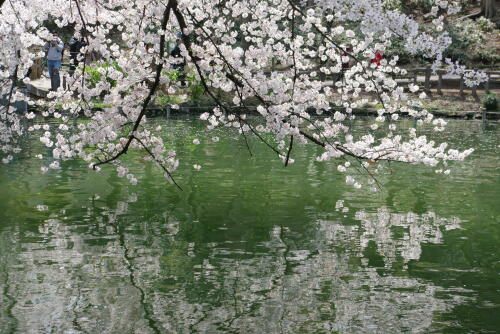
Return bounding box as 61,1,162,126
68,36,86,73
170,37,186,87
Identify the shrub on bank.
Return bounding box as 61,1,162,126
483,91,498,111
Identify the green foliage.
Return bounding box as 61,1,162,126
483,91,498,111
53,99,113,110
90,98,113,109
382,0,402,10
476,17,496,32
163,69,181,81
418,0,434,10
186,74,205,101
84,61,123,88
155,94,184,106
163,69,206,102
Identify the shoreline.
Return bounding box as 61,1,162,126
25,102,500,121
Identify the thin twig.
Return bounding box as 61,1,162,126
133,135,183,191
285,135,293,167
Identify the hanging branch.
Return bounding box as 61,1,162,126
290,5,298,98
171,1,283,159
92,2,172,169
73,0,93,91
184,7,389,163
235,88,253,157
284,135,293,167
132,135,183,190
4,65,18,110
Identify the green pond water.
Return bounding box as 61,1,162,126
0,116,499,333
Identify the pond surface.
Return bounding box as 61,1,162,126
0,116,499,333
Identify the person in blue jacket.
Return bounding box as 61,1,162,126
45,34,64,90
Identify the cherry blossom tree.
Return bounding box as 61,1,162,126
0,0,479,189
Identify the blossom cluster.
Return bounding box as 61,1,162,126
0,0,476,188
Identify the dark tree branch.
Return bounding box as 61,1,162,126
5,65,18,109
173,0,396,192
172,1,281,158
93,2,172,169
235,88,253,156
73,0,92,91
285,135,293,167
184,6,390,166
8,0,22,25
290,5,298,97
237,118,253,156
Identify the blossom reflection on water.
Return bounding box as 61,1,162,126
0,203,471,333
0,117,497,333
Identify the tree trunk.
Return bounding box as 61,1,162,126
481,0,497,19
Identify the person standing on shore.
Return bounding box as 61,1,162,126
170,34,186,87
45,34,64,90
68,35,86,74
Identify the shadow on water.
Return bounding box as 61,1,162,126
0,116,499,333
